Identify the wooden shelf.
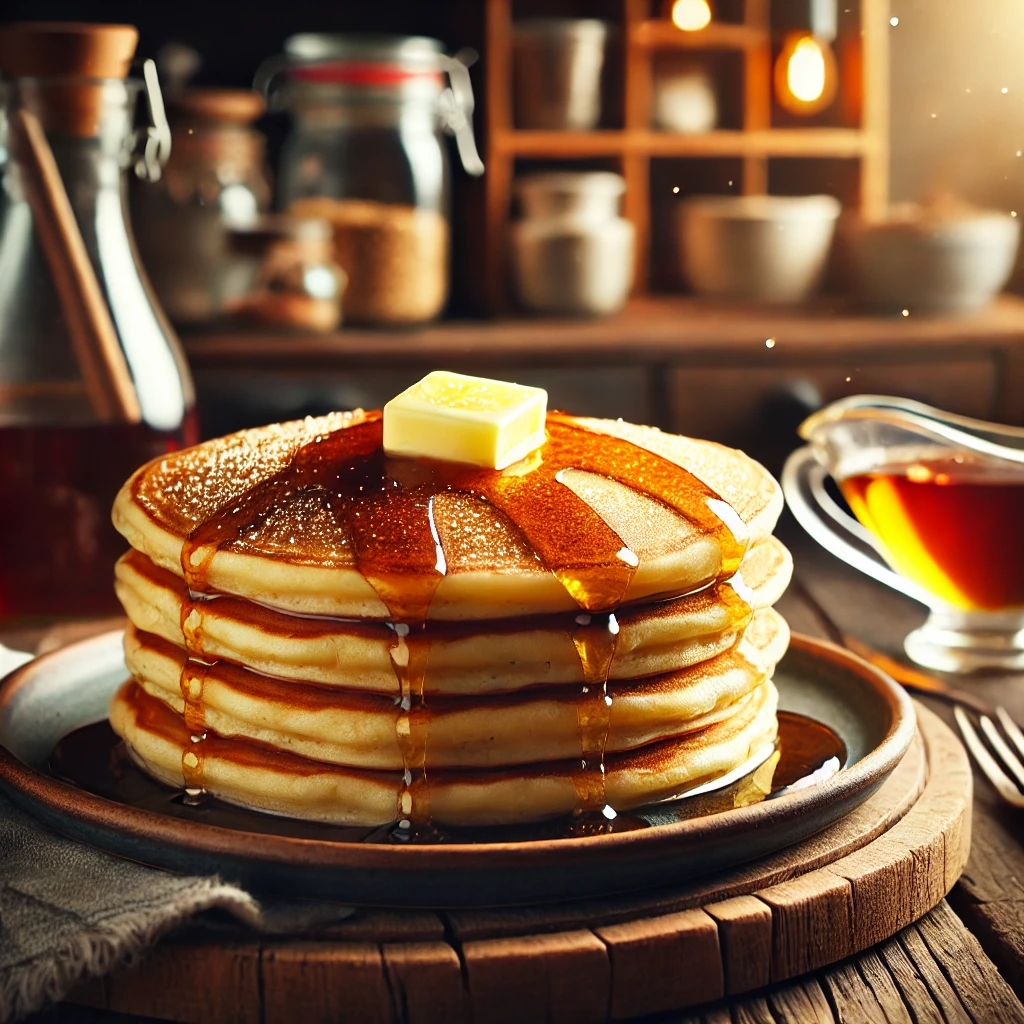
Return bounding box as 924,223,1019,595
494,130,627,157
477,0,890,309
496,128,871,159
182,296,1024,371
631,19,767,50
643,127,873,158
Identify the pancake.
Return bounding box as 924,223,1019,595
124,609,789,769
112,412,783,620
114,538,792,695
109,398,791,828
110,678,779,826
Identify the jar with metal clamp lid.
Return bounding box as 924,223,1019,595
0,22,196,620
130,87,272,324
257,34,484,326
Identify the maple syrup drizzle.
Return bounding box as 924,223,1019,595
177,594,213,801
570,612,620,812
49,708,844,844
173,412,747,823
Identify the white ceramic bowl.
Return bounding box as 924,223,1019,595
677,194,841,304
845,207,1021,314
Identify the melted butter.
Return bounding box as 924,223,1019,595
166,412,748,823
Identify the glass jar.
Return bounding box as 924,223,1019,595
258,34,483,326
0,23,197,620
131,88,273,324
224,214,345,332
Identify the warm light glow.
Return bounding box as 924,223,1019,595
787,36,827,102
671,0,713,32
774,32,838,115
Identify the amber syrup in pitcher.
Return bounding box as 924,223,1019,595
839,452,1024,611
0,417,198,619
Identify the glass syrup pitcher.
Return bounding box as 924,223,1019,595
783,395,1024,673
0,23,197,621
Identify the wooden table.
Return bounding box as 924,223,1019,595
14,522,1024,1023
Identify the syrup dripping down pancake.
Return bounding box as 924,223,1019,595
113,413,782,620
110,678,779,827
113,538,791,695
109,405,788,825
124,610,788,770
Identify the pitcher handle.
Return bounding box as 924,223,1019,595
781,446,936,608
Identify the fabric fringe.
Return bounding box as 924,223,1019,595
0,880,261,1023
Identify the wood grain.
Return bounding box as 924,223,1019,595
381,941,467,1024
261,942,392,1024
104,938,260,1023
595,908,723,1018
759,870,854,981
705,895,773,995
461,930,609,1024
766,979,835,1022
914,903,1024,1023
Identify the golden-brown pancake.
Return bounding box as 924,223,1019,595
124,609,788,769
110,678,779,826
114,538,791,695
109,403,791,828
112,412,783,620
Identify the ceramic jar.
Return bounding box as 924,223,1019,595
511,172,634,316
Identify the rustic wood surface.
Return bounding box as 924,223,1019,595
14,524,1024,1023
45,701,971,1023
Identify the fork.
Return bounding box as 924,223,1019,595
954,706,1024,808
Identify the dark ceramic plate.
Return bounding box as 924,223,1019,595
0,631,914,907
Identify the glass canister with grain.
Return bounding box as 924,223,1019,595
257,34,483,326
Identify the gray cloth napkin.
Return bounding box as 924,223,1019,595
0,793,354,1022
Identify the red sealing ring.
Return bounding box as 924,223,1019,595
290,62,442,86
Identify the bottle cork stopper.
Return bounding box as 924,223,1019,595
0,22,138,80
0,22,140,137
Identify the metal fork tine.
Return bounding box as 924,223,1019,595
955,707,1024,808
996,707,1024,764
980,715,1024,791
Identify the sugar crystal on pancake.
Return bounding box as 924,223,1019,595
110,372,790,828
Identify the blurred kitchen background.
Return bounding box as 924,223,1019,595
6,0,1024,478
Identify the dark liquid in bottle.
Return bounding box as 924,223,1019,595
47,710,844,845
0,418,197,619
840,452,1024,611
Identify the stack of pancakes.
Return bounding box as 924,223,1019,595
110,411,792,827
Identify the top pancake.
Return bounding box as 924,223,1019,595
113,411,783,620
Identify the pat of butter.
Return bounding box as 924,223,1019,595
383,371,548,470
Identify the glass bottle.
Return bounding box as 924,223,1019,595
0,23,197,620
